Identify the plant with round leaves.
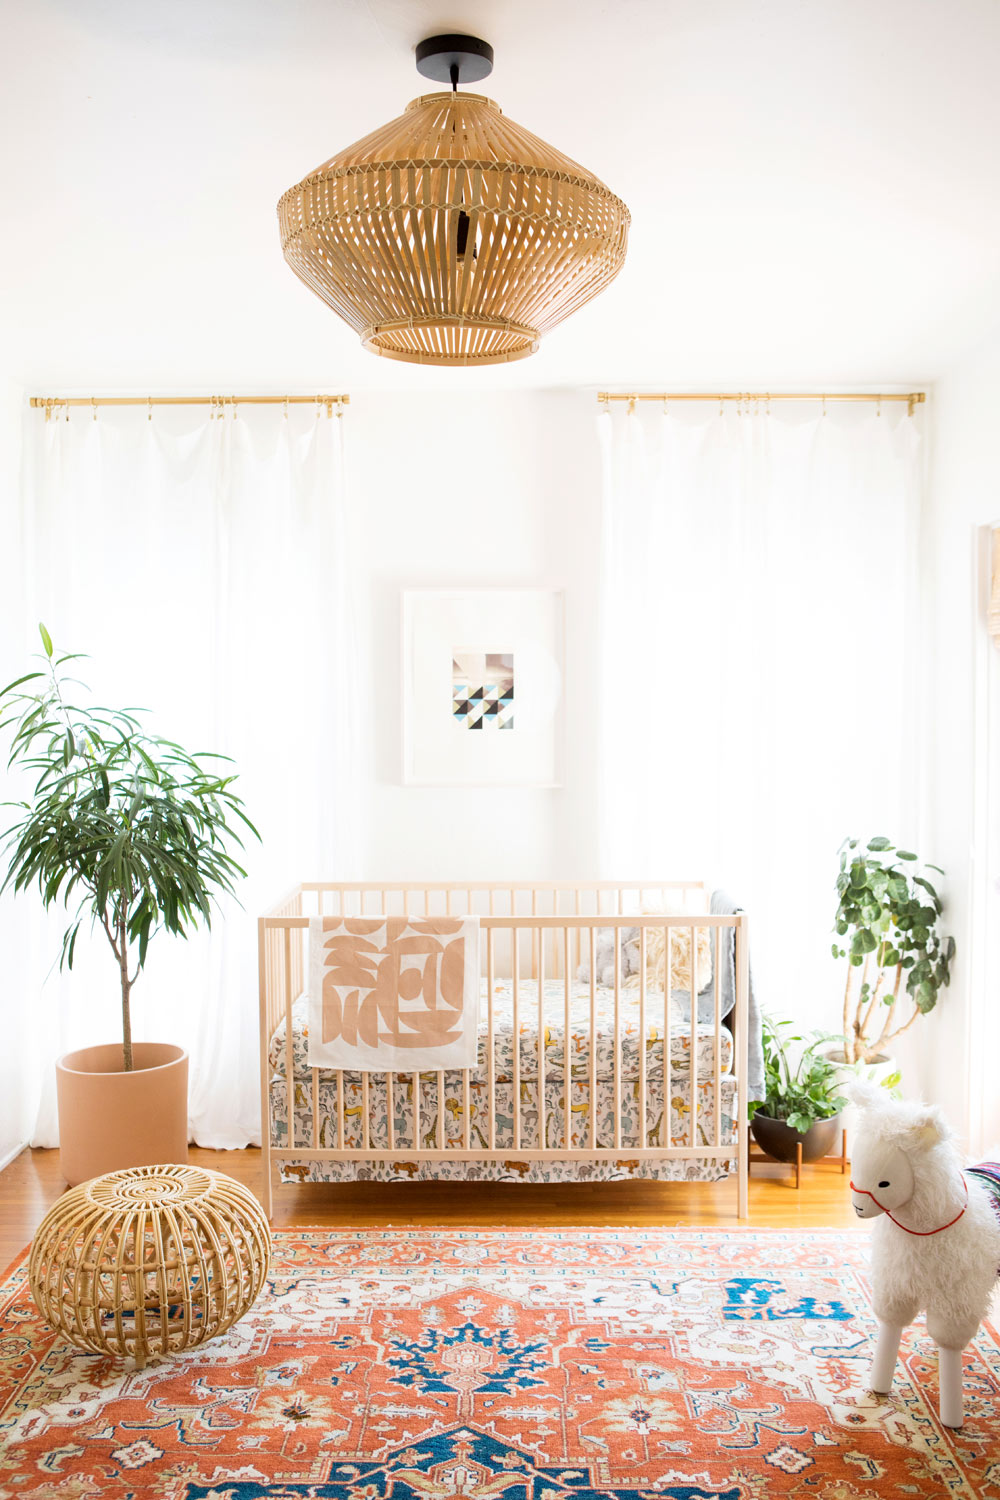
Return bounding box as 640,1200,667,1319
748,1015,848,1134
832,836,955,1066
0,626,259,1071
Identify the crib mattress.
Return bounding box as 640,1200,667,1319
270,1068,737,1185
269,979,733,1084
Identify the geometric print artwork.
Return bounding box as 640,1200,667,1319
2,1227,1000,1500
452,650,514,729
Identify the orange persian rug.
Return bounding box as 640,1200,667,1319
1,1228,998,1499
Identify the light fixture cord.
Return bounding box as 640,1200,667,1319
450,61,459,92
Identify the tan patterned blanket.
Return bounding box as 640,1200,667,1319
307,915,480,1072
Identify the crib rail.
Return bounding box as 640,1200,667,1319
258,884,749,1222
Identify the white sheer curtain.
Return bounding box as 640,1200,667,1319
597,401,922,1030
1,402,361,1151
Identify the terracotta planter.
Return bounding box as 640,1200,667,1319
55,1042,189,1186
750,1111,842,1165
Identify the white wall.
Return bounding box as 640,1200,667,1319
0,379,31,1165
346,388,602,884
4,373,988,1160
912,336,1000,1152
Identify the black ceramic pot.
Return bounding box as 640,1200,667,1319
750,1111,842,1164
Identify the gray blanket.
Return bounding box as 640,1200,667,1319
710,888,764,1101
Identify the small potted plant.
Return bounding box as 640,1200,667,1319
0,627,258,1185
749,1016,848,1164
830,836,955,1079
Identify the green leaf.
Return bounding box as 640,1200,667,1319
913,982,936,1012
897,849,918,860
39,623,53,658
867,836,892,851
0,671,45,698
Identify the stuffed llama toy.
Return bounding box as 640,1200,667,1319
849,1081,1000,1428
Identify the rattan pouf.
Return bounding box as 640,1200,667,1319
29,1163,271,1367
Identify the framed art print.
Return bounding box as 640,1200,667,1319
402,589,564,786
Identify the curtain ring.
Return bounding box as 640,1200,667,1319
283,396,289,420
91,396,98,422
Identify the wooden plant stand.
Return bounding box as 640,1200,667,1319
749,1126,849,1190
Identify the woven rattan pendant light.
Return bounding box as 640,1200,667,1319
278,34,630,366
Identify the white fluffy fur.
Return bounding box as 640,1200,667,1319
849,1081,1000,1425
626,911,714,995
577,911,713,995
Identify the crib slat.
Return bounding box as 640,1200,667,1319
413,1070,421,1151
362,1074,370,1150
663,926,671,1149
387,1072,395,1150
531,890,538,979
337,1069,345,1150
487,927,496,1151
513,951,521,1152
690,923,699,1149
463,1068,471,1150
564,926,571,1152
311,1068,319,1149
589,925,597,1150
538,925,546,1152
437,1071,445,1150
284,929,295,1151
639,926,647,1149
614,918,622,1151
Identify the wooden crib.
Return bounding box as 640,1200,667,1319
258,881,750,1219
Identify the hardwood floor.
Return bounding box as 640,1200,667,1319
0,1146,861,1271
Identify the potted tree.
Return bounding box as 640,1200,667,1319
830,836,955,1079
749,1016,848,1164
0,627,258,1185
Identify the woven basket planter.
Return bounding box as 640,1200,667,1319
28,1164,270,1367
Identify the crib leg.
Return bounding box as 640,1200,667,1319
870,1320,904,1394
938,1346,964,1429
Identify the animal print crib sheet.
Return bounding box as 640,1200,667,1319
270,981,734,1084
270,1068,738,1184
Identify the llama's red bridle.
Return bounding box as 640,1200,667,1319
849,1173,968,1236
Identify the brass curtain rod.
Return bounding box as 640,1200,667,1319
29,393,349,411
599,391,925,408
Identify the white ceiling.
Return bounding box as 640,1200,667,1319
3,0,1000,394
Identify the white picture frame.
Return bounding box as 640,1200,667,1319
402,588,565,786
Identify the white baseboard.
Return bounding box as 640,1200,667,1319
0,1142,26,1174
